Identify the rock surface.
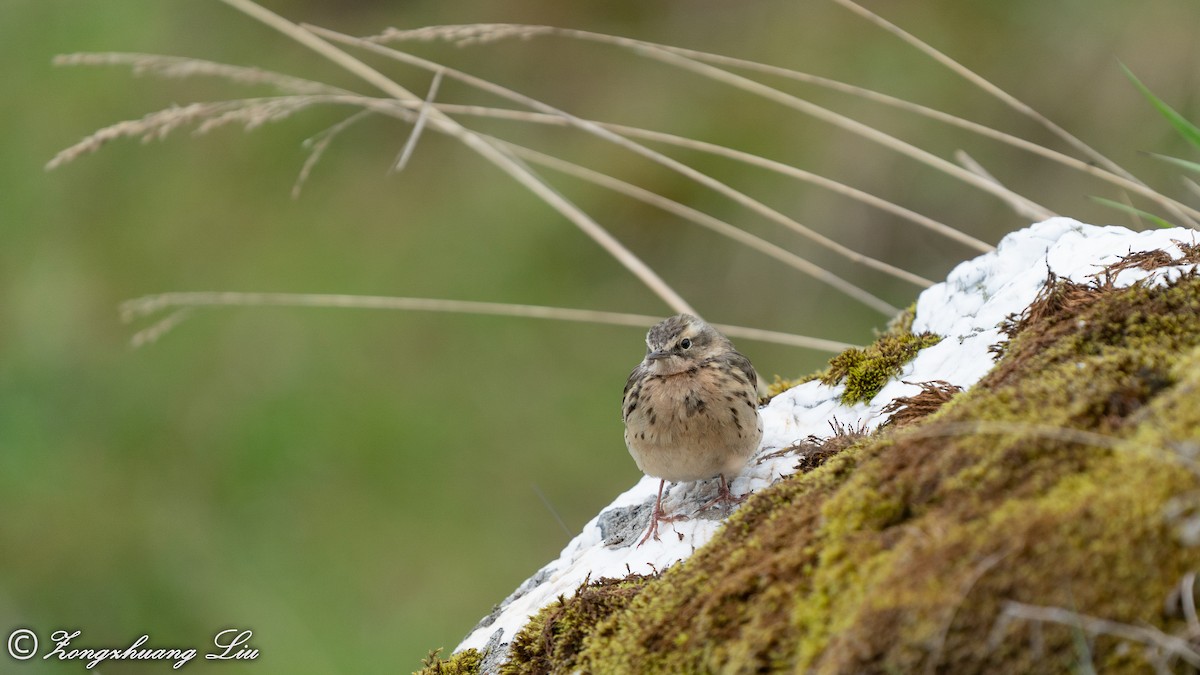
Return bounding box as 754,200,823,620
444,219,1200,673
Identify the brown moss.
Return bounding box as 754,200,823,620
756,419,871,474
994,270,1113,348
881,380,964,428
1104,239,1200,275
1106,248,1176,274
502,574,657,674
1174,239,1200,263
561,273,1200,674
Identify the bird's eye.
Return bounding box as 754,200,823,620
679,338,692,350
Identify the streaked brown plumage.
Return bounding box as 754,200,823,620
622,314,763,545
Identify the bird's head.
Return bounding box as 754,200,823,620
642,314,731,376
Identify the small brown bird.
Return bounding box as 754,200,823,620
622,314,763,545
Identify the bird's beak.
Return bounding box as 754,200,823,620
646,350,671,361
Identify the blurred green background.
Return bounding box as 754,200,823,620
2,0,1196,672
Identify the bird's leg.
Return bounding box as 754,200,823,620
638,479,687,547
697,474,747,517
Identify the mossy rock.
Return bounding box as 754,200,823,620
817,303,941,405
496,273,1200,674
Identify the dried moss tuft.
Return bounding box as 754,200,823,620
502,573,658,674
756,419,872,475
881,380,963,428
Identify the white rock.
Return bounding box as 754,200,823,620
455,218,1199,665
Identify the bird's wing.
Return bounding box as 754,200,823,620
728,351,759,390
622,363,647,421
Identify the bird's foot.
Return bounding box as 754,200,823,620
637,483,689,548
637,510,688,547
697,475,746,517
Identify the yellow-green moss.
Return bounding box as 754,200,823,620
887,302,918,334
766,304,925,404
553,272,1200,674
414,648,483,675
821,330,942,405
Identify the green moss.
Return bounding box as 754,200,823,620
414,648,483,675
561,272,1200,673
766,304,927,404
887,302,919,334
820,330,942,405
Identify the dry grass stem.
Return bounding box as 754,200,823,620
954,150,1050,221
193,96,317,135
372,24,549,46
129,309,193,349
1181,572,1200,635
120,291,856,352
591,38,1060,222
1115,190,1151,230
312,24,934,291
926,552,1008,675
291,95,902,313
1185,177,1200,201
219,0,697,317
219,0,409,100
392,69,442,172
48,94,397,170
48,93,424,171
496,139,900,315
991,601,1200,669
62,3,1195,349
377,23,1200,226
370,24,1058,223
53,52,349,95
54,80,886,316
48,102,219,169
428,103,991,253
830,0,1200,229
293,109,375,198
830,0,1121,179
